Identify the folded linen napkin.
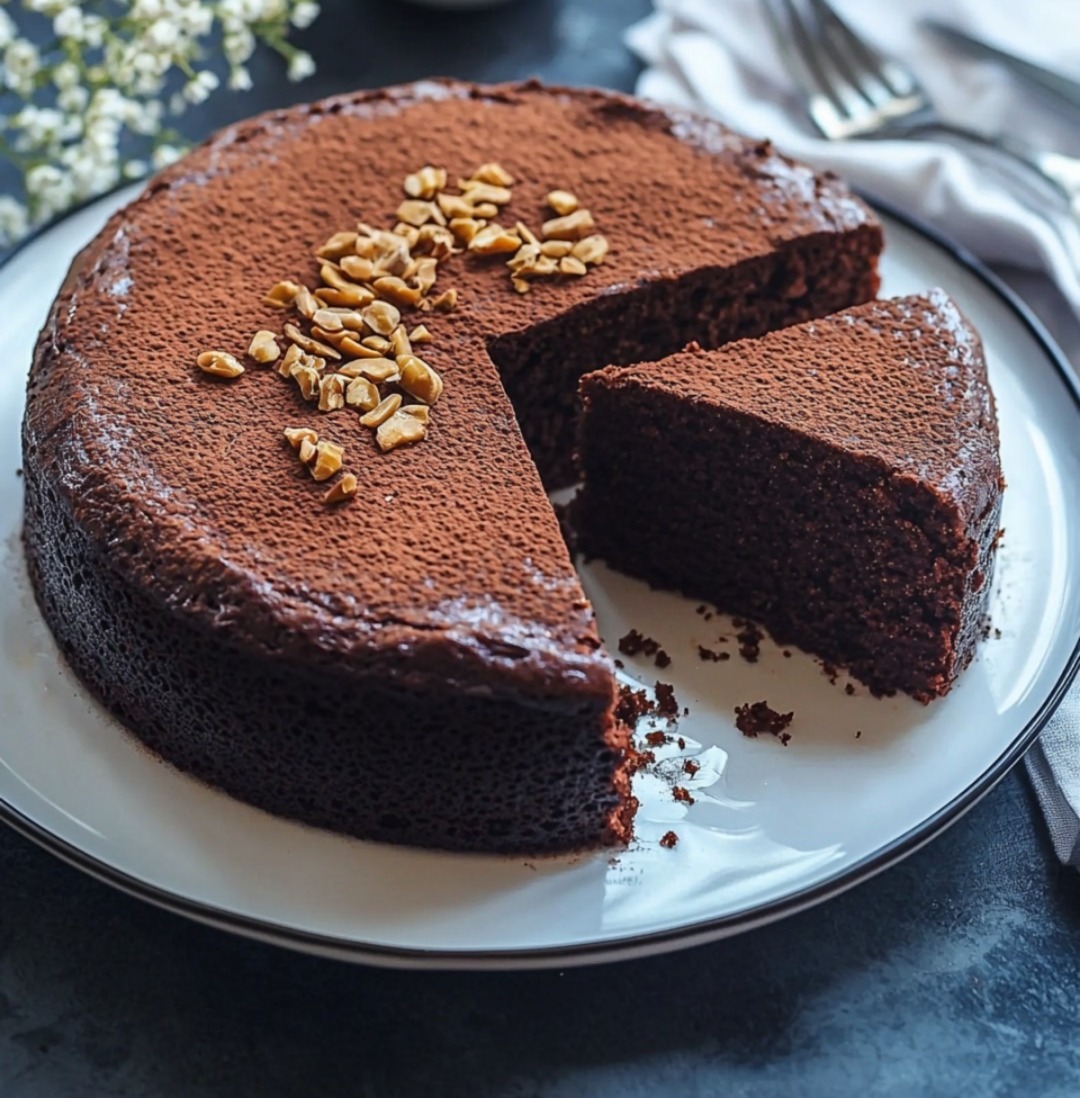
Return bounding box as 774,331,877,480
628,0,1080,866
626,0,1080,314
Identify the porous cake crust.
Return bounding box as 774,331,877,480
22,80,882,852
576,292,1003,703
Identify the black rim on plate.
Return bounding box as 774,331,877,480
1,187,1078,970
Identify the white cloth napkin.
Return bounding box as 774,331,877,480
626,0,1080,314
628,0,1080,866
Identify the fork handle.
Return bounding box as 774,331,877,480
903,120,1080,217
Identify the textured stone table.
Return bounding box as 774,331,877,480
3,2,1080,1094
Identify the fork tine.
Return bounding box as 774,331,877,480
763,0,848,117
806,0,918,100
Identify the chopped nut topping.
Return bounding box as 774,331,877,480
319,262,359,294
449,217,483,245
316,231,359,260
339,255,375,282
323,473,358,504
515,221,540,247
264,280,301,309
511,275,530,294
284,426,318,450
353,357,400,384
460,180,512,206
540,239,573,258
359,392,402,428
292,364,322,401
542,208,595,241
404,165,448,200
284,323,341,361
310,439,345,481
396,199,441,228
409,256,439,294
432,288,458,312
315,284,374,309
345,375,379,411
337,335,382,359
248,330,281,364
507,242,541,273
361,300,402,336
415,225,455,260
196,350,244,378
409,324,433,343
360,334,392,353
437,193,475,220
278,343,304,378
469,224,522,256
298,437,317,464
571,234,609,265
312,308,344,333
545,189,579,216
401,404,430,423
392,223,421,249
389,325,412,359
337,351,385,374
397,353,444,405
294,285,320,319
317,373,346,412
376,410,427,452
559,255,588,276
470,202,499,220
373,275,422,307
470,162,514,187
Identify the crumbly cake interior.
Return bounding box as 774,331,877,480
575,293,1002,703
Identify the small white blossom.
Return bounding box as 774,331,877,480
152,144,183,170
291,2,319,29
287,50,315,82
0,196,30,246
0,0,321,245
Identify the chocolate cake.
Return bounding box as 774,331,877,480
576,292,1003,703
22,80,882,853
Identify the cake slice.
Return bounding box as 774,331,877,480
575,291,1003,702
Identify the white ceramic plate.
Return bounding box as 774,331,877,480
2,188,1078,970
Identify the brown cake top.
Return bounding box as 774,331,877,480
593,290,1002,523
24,79,877,696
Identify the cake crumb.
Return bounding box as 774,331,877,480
856,730,863,739
783,649,792,658
844,683,855,696
614,658,624,669
618,628,670,669
655,649,671,669
821,660,840,685
672,785,695,805
735,701,794,746
683,759,700,776
735,620,764,662
645,731,668,747
654,681,679,719
659,830,679,849
698,645,731,662
677,736,685,749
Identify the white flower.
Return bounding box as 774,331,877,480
287,49,315,82
291,2,319,29
152,144,183,170
182,69,219,104
0,9,17,51
0,0,321,243
53,7,86,42
0,196,30,246
228,66,253,91
3,40,42,95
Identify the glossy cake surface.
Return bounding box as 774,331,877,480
22,80,883,851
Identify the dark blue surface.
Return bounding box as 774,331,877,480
3,1,1080,1093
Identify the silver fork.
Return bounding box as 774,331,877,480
765,0,1080,239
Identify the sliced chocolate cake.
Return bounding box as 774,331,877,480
576,292,1003,702
22,80,883,853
